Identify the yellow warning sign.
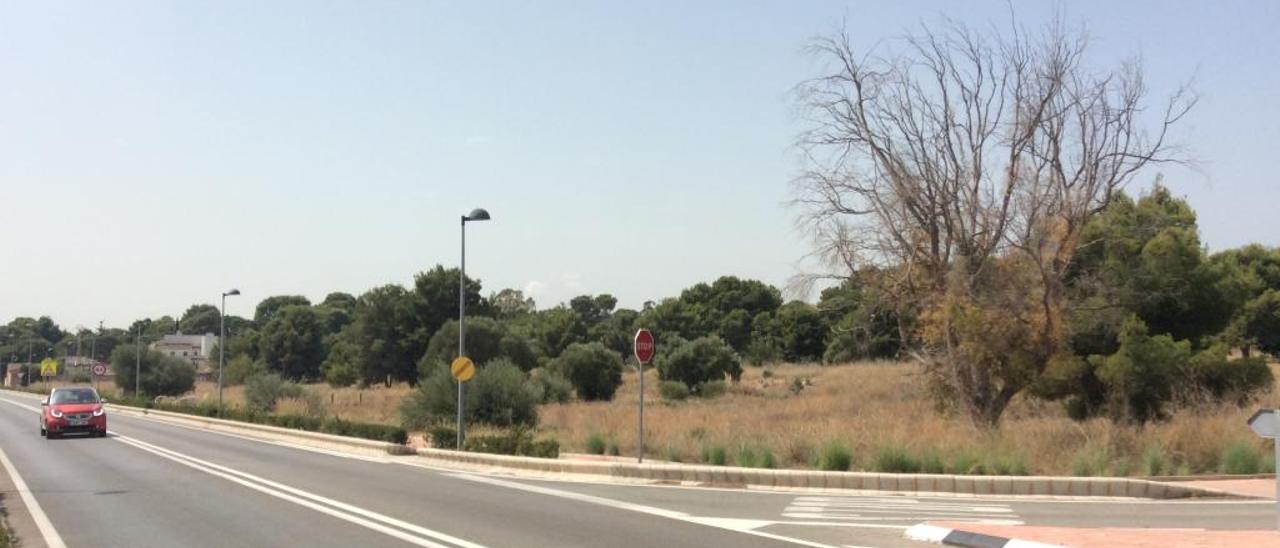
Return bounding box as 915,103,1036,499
39,357,58,377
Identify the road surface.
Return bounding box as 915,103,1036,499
0,391,1271,548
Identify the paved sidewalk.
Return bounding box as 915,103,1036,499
1172,478,1275,499
932,522,1280,547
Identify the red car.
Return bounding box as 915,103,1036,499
41,387,108,439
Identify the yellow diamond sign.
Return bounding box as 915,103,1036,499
39,357,58,377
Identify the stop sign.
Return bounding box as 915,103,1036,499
633,329,655,365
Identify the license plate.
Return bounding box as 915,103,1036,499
68,419,88,426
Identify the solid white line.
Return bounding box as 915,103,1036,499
448,472,845,548
113,433,487,548
0,444,67,548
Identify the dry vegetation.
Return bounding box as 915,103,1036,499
540,362,1280,476
30,361,1275,476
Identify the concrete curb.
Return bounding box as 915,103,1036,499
107,404,409,457
906,523,1066,548
414,447,1238,500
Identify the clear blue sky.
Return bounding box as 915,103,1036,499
2,1,1277,329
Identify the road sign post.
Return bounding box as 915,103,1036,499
633,329,655,464
92,362,106,390
1248,409,1280,529
451,356,475,450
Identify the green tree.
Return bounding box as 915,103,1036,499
346,284,421,385
320,292,357,313
321,336,360,387
257,305,325,380
418,317,539,376
657,336,742,391
548,342,624,401
254,295,311,325
1234,290,1280,355
490,288,537,319
400,359,540,429
179,304,221,334
111,345,196,396
412,265,489,344
569,294,617,325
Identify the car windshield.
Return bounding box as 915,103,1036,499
50,389,99,405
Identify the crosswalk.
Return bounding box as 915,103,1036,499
781,496,1023,525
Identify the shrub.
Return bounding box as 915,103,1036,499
919,450,946,474
1220,441,1265,475
873,445,920,473
463,427,558,458
1093,316,1190,423
321,340,360,388
815,440,852,471
658,381,690,402
529,368,573,404
702,444,728,466
1188,346,1274,405
736,445,776,468
419,318,539,375
658,336,742,391
606,438,621,456
950,453,981,475
428,425,458,449
699,380,728,398
585,432,607,455
224,355,266,386
663,444,684,463
400,359,540,430
1142,444,1168,476
245,373,305,412
548,342,624,401
111,345,196,396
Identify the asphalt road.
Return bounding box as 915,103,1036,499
0,391,1272,548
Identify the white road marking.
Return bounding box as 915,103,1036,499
784,496,1023,525
0,444,67,548
903,523,951,543
448,472,888,547
112,433,485,548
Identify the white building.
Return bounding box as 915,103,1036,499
151,333,219,368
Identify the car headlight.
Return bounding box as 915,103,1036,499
93,408,105,417
50,409,63,418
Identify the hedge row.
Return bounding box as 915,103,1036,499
111,394,408,445
428,425,558,458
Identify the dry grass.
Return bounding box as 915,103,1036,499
191,381,411,425
538,362,1280,476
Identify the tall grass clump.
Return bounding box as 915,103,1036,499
702,444,728,466
585,432,606,455
814,440,852,471
736,444,777,468
1220,441,1265,474
873,444,920,473
1141,444,1169,476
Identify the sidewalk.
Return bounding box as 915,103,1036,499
1171,478,1275,499
931,522,1280,548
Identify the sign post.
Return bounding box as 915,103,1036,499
92,362,107,390
633,329,655,464
451,356,475,450
1248,409,1280,529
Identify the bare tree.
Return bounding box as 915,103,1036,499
792,17,1194,427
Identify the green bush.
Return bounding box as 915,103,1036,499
464,427,559,458
1142,444,1168,476
1220,441,1265,474
529,368,573,404
873,445,920,473
815,440,852,471
224,355,267,386
548,342,624,401
400,359,540,430
658,381,690,401
585,432,607,455
321,340,360,388
702,444,728,466
736,445,776,468
699,380,728,398
1188,346,1274,405
428,425,457,449
244,373,305,412
111,345,196,397
658,336,743,392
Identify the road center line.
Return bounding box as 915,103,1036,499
111,433,485,548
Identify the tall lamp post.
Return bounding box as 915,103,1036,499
458,207,490,449
219,288,241,417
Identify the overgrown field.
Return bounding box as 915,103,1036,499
540,362,1280,476
25,360,1277,476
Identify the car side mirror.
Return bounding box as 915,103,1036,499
40,398,48,406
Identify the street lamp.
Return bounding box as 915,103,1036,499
457,208,490,449
219,288,241,417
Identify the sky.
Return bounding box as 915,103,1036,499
2,1,1277,330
